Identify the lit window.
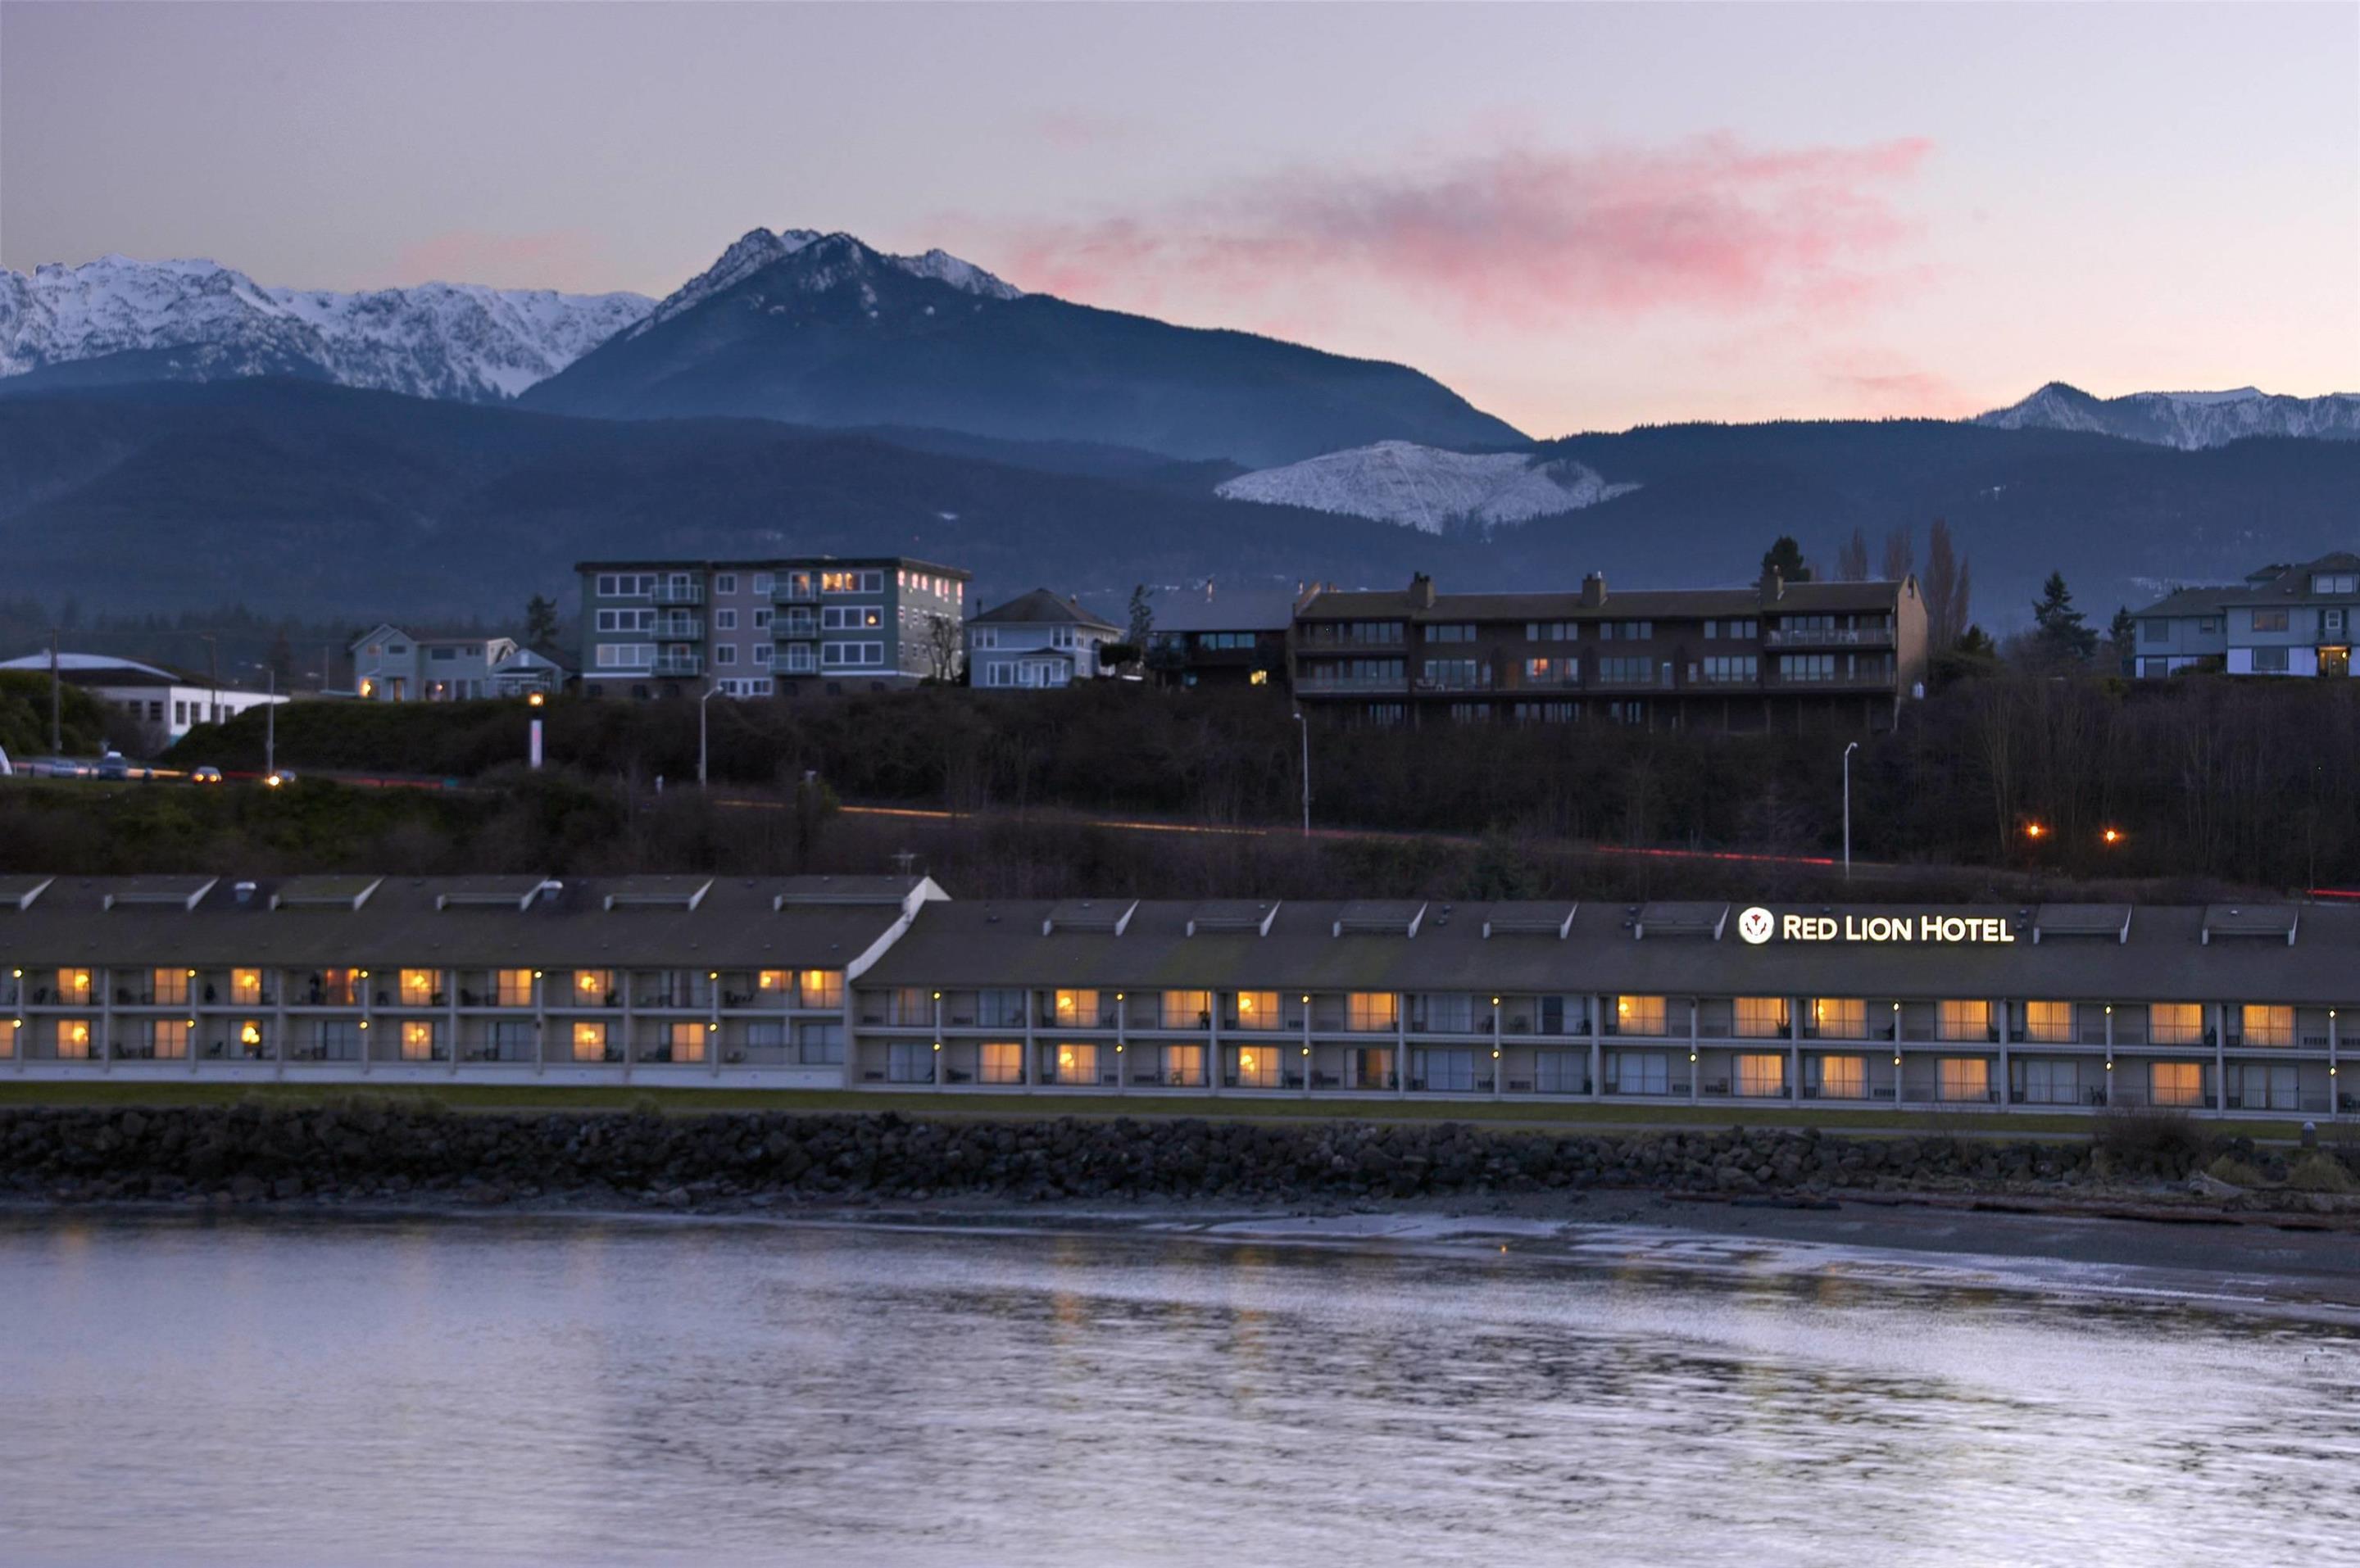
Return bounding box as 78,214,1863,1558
1733,997,1789,1038
238,1021,266,1054
1161,990,1213,1029
1936,999,1991,1041
574,969,615,1004
152,1020,190,1060
496,969,535,1008
799,970,844,1009
1810,998,1866,1038
1347,992,1399,1032
980,1041,1023,1084
1054,1042,1099,1084
1813,1054,1867,1099
1233,1045,1280,1088
231,968,265,1005
1052,989,1100,1026
669,1022,707,1063
1734,1054,1786,1097
1938,1058,1990,1102
572,1022,607,1061
757,969,789,993
2149,1003,2203,1045
1613,995,1668,1035
401,968,439,1005
2149,1062,2203,1107
152,968,189,1006
1232,990,1282,1031
2023,1001,2074,1044
56,969,92,1005
57,1018,91,1059
2240,1004,2294,1048
402,1021,436,1061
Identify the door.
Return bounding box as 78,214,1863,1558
2320,646,2349,678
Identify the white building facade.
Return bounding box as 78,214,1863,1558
966,589,1123,689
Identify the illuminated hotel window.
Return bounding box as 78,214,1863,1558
1613,995,1668,1036
1233,1045,1281,1088
1161,990,1212,1029
980,1041,1023,1084
1938,1058,1990,1102
1936,999,1991,1042
1813,1055,1867,1099
496,969,535,1008
1347,992,1399,1032
2149,1004,2203,1045
238,1021,266,1056
401,968,440,1005
57,1018,91,1059
2023,1001,2075,1044
402,1021,437,1061
1052,990,1101,1026
757,969,790,994
319,969,359,1006
2240,1005,2294,1048
152,968,189,1006
669,1022,707,1063
1,1020,16,1059
1810,999,1866,1038
799,970,844,1009
573,1022,607,1061
1160,1045,1205,1085
56,968,92,1005
1733,997,1789,1038
1231,991,1282,1031
2150,1062,2204,1107
1054,1042,1099,1084
574,969,615,1004
152,1020,190,1060
231,968,265,1005
1735,1054,1786,1097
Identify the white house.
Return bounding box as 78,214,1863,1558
964,590,1124,688
352,626,560,701
0,652,288,751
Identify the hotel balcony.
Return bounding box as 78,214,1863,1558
772,580,819,605
1295,673,1408,696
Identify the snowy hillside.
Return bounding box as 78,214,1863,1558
1215,440,1639,532
1976,383,2360,450
0,255,651,401
627,229,1023,339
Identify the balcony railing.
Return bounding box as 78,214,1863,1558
772,582,818,605
1765,626,1894,648
776,615,819,638
652,653,705,678
655,616,705,640
1296,674,1407,694
651,582,704,607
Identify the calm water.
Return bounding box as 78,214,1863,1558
3,1209,2358,1566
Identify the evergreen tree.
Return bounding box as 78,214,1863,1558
2031,572,2098,661
1127,584,1153,649
1760,536,1811,582
524,594,560,650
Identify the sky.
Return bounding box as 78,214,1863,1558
2,1,2354,437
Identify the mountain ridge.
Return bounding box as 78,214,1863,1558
1975,381,2360,450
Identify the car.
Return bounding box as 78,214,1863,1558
264,769,297,788
192,765,223,784
95,750,130,781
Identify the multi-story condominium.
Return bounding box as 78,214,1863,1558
575,558,970,699
6,875,2354,1120
1144,584,1303,689
348,626,563,701
965,590,1123,688
1291,569,1928,730
2129,553,2360,679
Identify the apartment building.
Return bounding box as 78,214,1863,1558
7,875,2355,1120
1291,569,1928,730
576,558,969,699
1144,584,1301,689
965,589,1123,688
2129,553,2360,679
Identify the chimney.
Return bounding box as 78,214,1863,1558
1760,565,1786,601
1580,572,1607,608
1408,572,1436,610
1205,576,1215,602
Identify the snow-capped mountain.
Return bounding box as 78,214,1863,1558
626,229,1022,339
1975,383,2360,450
0,254,651,401
1215,440,1638,532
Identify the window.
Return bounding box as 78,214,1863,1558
1414,994,1474,1033
2240,1004,2294,1047
596,643,656,669
1050,989,1101,1026
751,573,774,596
668,1022,707,1064
2326,610,2349,636
715,608,738,631
1513,701,1577,723
316,969,359,1006
398,968,438,1007
56,968,92,1004
1938,1058,1990,1102
1534,1054,1586,1092
752,607,773,631
596,609,656,632
2019,1058,2080,1106
1597,620,1653,641
490,1021,533,1060
1231,990,1281,1030
1523,657,1568,684
2254,647,2291,673
1704,619,1758,640
1425,623,1476,642
2199,617,2221,633
402,1021,437,1061
573,969,615,1006
1735,1054,1786,1097
1347,992,1399,1032
820,642,885,669
1052,1042,1099,1085
978,989,1027,1027
2142,619,2169,644
714,573,738,596
1414,1049,1476,1091
1233,1044,1282,1088
234,1020,267,1058
2149,1003,2203,1045
820,569,884,594
751,646,774,668
2149,1062,2204,1108
783,645,814,673
1161,990,1212,1028
715,645,738,666
1812,1054,1867,1099
231,968,265,1005
1606,1050,1668,1094
175,700,188,726
1423,659,1482,687
152,968,189,1006
149,1020,189,1060
572,1022,609,1061
980,1041,1023,1084
822,605,885,630
596,573,656,598
1596,656,1652,685
1699,655,1758,684
1733,997,1788,1038
2230,1063,2298,1111
2313,573,2358,595
1613,995,1668,1036
799,970,844,1009
1936,999,1991,1041
2023,1001,2074,1044
1300,621,1403,646
496,969,535,1007
1157,1043,1205,1085
1525,621,1577,641
887,1041,935,1083
56,1017,92,1058
970,628,998,650
795,1022,845,1064
1780,654,1837,683
2253,609,2290,632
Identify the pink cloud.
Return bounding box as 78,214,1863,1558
1814,351,1972,418
393,229,613,291
955,132,1935,332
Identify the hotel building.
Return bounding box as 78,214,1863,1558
575,557,969,699
1291,569,1928,730
2,876,2353,1120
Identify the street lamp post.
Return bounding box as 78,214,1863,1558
1841,741,1860,881
1292,709,1309,838
699,687,719,789
265,667,275,779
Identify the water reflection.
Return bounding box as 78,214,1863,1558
1,1212,2355,1566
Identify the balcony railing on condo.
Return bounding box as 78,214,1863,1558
651,652,705,678
1765,626,1893,648
654,616,705,640
1296,674,1407,694
651,582,704,607
776,614,819,638
772,581,819,605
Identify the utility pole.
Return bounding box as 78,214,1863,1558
200,633,220,728
699,687,719,789
265,667,276,778
1842,741,1860,881
48,628,61,755
1293,709,1310,838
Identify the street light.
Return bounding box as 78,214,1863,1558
698,687,720,789
1841,741,1859,881
1292,709,1309,838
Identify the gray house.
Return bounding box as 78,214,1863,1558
2130,552,2360,680
966,590,1123,688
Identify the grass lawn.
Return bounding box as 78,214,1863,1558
0,1080,2318,1142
